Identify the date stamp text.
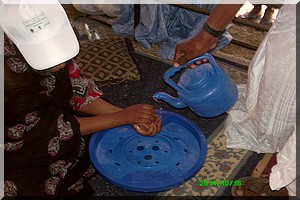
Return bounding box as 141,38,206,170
199,179,242,187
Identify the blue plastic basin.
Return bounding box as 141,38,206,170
89,110,207,192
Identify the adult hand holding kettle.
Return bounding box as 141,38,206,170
173,4,243,68
153,4,242,118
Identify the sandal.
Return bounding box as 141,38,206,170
260,18,274,26
260,6,276,26
240,12,262,20
238,12,261,24
231,177,289,200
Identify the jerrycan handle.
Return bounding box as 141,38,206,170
164,53,220,93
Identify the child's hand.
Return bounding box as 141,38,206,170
133,117,162,136
122,104,157,125
121,104,162,136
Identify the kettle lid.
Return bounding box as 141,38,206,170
179,63,213,90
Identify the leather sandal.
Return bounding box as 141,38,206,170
231,177,289,200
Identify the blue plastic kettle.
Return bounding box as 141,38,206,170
153,53,238,118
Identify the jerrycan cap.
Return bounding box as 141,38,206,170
179,63,213,90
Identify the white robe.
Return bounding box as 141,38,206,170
222,4,297,195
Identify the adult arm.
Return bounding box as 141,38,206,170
173,4,244,67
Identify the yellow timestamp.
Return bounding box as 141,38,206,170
199,179,242,187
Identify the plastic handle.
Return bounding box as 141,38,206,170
164,53,220,93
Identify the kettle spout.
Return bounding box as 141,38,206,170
153,92,187,109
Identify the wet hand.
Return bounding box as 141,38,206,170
123,104,157,125
133,116,162,136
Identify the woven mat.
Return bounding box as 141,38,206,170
156,124,252,196
74,37,141,87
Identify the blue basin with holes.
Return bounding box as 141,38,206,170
89,110,207,192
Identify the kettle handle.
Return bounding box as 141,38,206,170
187,53,220,73
164,53,220,93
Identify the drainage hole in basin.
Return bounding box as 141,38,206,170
155,161,159,164
137,161,141,164
129,150,133,153
137,146,145,151
184,149,188,153
176,162,180,166
152,146,160,151
155,140,159,143
174,137,179,140
109,149,113,153
164,151,168,153
115,163,121,166
144,155,152,160
119,137,123,140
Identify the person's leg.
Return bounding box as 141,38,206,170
249,4,263,17
232,126,296,198
269,127,297,196
260,5,276,26
231,176,289,197
223,4,296,154
240,4,263,20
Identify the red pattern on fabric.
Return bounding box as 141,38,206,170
6,57,28,73
25,111,40,132
45,176,60,195
4,37,16,56
48,136,60,157
5,141,24,151
57,114,74,141
7,124,26,140
69,60,103,110
4,180,18,196
77,138,86,158
40,76,56,97
49,160,66,176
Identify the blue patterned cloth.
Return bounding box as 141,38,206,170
112,4,232,60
